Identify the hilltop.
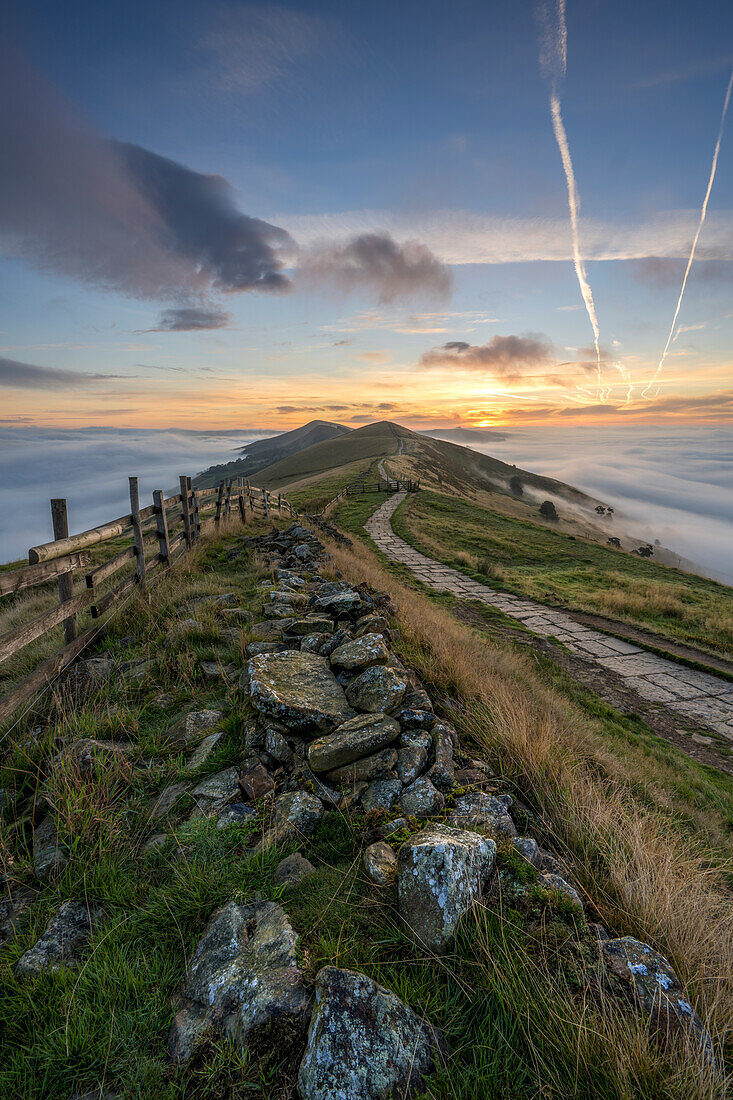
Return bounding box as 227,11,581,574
194,420,351,488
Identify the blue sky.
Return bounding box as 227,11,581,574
1,0,732,428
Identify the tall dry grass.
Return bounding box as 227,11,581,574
325,535,733,1065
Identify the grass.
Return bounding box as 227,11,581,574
389,489,733,659
1,519,731,1097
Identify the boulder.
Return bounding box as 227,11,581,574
273,853,315,886
168,900,311,1062
199,661,235,682
297,966,444,1100
399,777,444,819
398,824,496,953
393,707,436,730
301,632,331,654
189,768,241,818
512,837,542,867
240,762,275,802
50,738,132,776
325,748,398,786
15,899,104,979
246,641,288,657
395,744,429,786
319,629,352,659
33,816,67,880
345,666,408,714
269,590,309,609
149,781,190,820
602,937,713,1056
217,803,257,829
250,620,294,642
165,709,223,749
314,590,363,617
448,792,516,838
329,634,389,672
363,842,397,885
361,778,402,814
0,883,37,944
427,724,455,791
307,714,400,773
186,731,225,770
264,727,292,763
286,616,334,636
247,652,353,733
270,790,323,843
539,873,583,911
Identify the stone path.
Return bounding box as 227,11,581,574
365,493,733,742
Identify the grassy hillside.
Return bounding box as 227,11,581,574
255,420,402,487
194,420,351,488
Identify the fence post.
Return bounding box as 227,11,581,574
262,488,268,517
153,489,171,565
278,493,282,512
50,498,78,644
129,476,147,586
238,482,247,525
224,479,232,519
189,478,200,540
179,475,193,549
215,482,224,528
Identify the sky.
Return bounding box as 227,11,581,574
1,0,732,431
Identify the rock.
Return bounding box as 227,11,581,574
399,777,444,819
240,762,275,802
120,657,154,682
273,853,315,886
453,767,493,789
300,766,342,806
33,815,68,881
307,714,400,773
264,727,292,763
395,744,429,785
199,660,235,682
165,709,223,749
301,632,330,653
398,824,496,953
602,937,713,1056
314,589,363,617
269,589,309,609
363,842,397,885
219,608,253,624
149,781,191,820
286,615,334,636
250,619,294,642
376,817,408,839
247,652,353,733
15,899,104,979
186,730,225,769
448,792,516,838
152,691,176,709
319,629,352,658
168,900,311,1062
326,748,398,786
270,790,323,842
428,724,455,791
143,832,168,854
329,634,389,672
354,613,390,638
539,873,583,911
512,837,542,867
79,655,115,682
217,803,257,829
50,737,132,777
361,778,402,814
189,768,241,817
393,707,436,730
345,666,408,714
246,640,288,657
297,966,444,1100
0,883,37,944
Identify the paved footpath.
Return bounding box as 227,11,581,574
365,492,733,742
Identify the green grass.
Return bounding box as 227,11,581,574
391,490,733,659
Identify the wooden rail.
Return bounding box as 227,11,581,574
0,474,300,726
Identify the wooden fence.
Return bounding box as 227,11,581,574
346,478,420,495
0,476,299,726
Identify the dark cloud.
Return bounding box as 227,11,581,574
420,334,552,380
143,307,233,332
0,356,117,389
299,233,452,303
629,258,733,288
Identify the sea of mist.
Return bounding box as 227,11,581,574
442,424,733,586
0,427,271,563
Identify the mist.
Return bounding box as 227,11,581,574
447,425,733,585
0,427,271,562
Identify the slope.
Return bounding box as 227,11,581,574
194,419,351,488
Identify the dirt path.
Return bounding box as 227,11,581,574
365,492,733,768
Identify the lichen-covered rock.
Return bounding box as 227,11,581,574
399,777,444,819
314,589,364,617
512,837,542,867
398,824,496,953
217,803,257,829
273,853,315,886
395,743,429,785
270,790,323,842
246,641,288,657
363,842,397,885
269,589,309,609
248,652,353,733
199,660,235,682
250,619,294,641
187,731,224,770
33,815,67,880
301,632,331,654
307,714,399,773
240,762,275,801
602,937,713,1057
427,724,455,791
329,634,389,672
393,707,436,730
50,738,132,776
264,726,292,763
15,899,104,978
0,884,37,944
168,900,311,1062
148,781,190,820
286,615,334,636
361,778,402,813
319,629,352,659
345,666,408,714
189,768,241,818
165,709,223,748
297,966,444,1100
448,792,516,838
325,748,398,786
539,873,583,911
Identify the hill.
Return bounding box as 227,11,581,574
194,419,351,488
421,426,507,443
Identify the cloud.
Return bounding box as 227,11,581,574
143,307,233,332
420,334,552,380
0,45,292,304
629,257,733,287
0,356,117,389
298,232,452,303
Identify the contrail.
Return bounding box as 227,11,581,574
643,66,733,400
540,2,605,399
